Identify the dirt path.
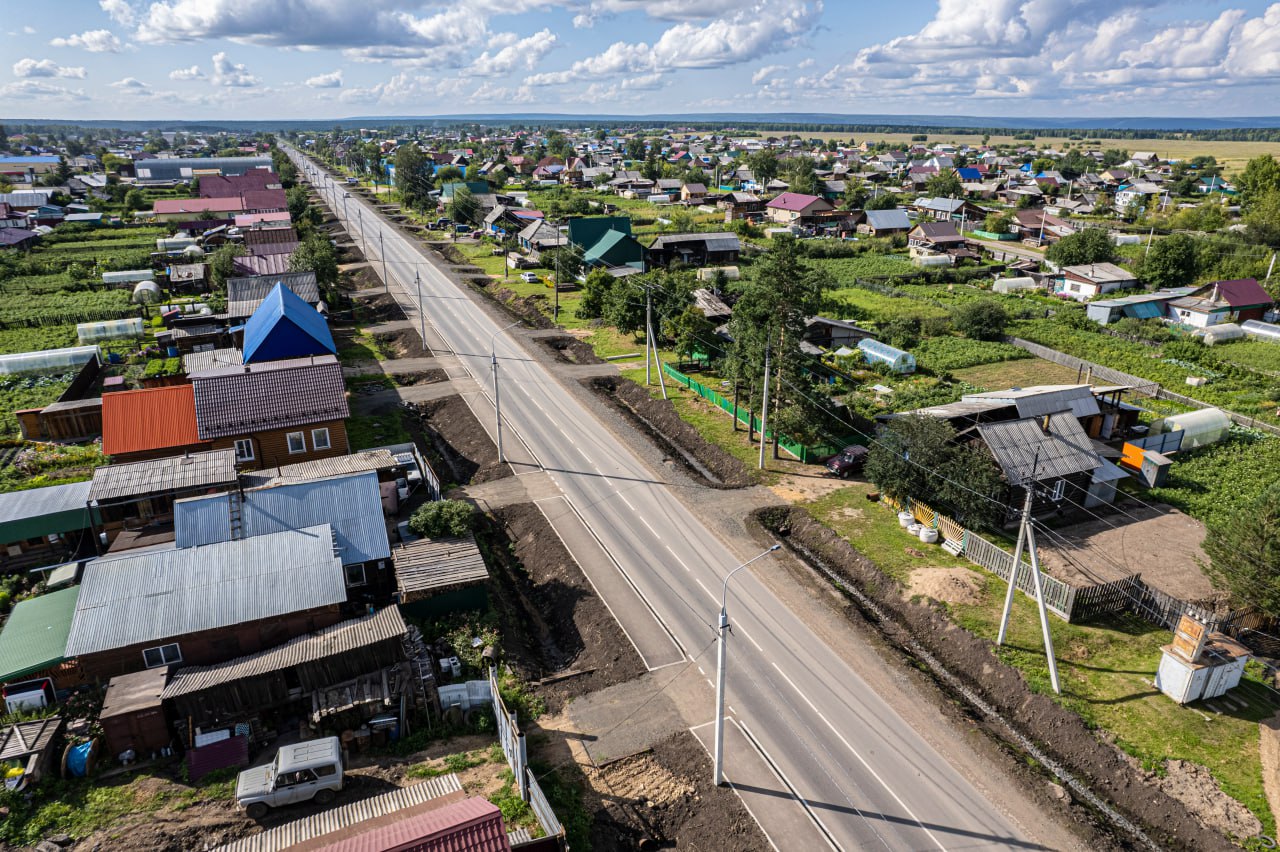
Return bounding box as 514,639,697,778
1262,711,1280,834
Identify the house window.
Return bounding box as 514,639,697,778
345,563,367,587
142,643,182,668
1050,480,1066,502
311,428,331,451
287,431,306,454
234,438,255,463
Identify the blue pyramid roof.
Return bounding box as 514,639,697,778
242,281,336,364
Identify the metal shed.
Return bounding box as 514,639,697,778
99,667,170,758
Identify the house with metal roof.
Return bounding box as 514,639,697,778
133,156,272,183
88,448,239,543
853,208,912,236
1168,279,1274,328
241,282,336,364
647,232,740,268
0,586,81,686
101,385,211,464
0,480,98,570
1086,289,1196,325
581,228,647,271
1054,262,1138,302
191,355,349,469
765,192,834,225
175,471,391,593
65,525,348,681
976,412,1112,522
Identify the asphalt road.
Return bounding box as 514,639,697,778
293,151,1051,851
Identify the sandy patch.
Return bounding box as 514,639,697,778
907,566,985,606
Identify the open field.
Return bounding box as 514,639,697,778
952,357,1084,388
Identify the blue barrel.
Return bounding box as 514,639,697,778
166,346,180,358
66,741,93,777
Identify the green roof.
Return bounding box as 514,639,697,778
583,229,645,268
0,586,79,683
567,216,631,251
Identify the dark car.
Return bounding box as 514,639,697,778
825,445,869,479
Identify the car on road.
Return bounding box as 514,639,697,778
519,272,540,284
236,737,344,819
824,444,869,479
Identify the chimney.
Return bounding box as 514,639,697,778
1040,414,1052,434
1211,283,1220,303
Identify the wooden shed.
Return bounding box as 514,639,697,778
99,667,171,759
0,716,64,787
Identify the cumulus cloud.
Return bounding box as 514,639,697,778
751,64,785,85
210,51,258,87
110,76,149,89
50,29,123,52
169,64,203,80
470,29,558,77
22,26,36,35
0,80,88,100
100,0,137,27
305,69,343,88
12,58,87,79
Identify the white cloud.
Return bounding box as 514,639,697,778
305,69,343,88
0,80,88,100
100,0,137,27
50,29,123,52
22,26,35,35
470,29,557,77
110,76,149,89
751,65,785,85
12,58,87,79
572,13,595,28
210,51,258,87
169,65,204,80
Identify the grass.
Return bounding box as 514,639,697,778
828,286,952,323
337,331,392,365
805,485,1277,841
347,411,410,450
952,357,1085,389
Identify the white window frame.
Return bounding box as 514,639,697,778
234,438,255,463
286,431,307,454
344,563,367,587
142,643,182,668
311,428,331,451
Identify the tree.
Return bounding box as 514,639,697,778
664,305,717,364
447,185,479,225
881,317,920,349
983,211,1013,234
1203,481,1280,617
547,130,572,159
746,150,780,188
952,300,1008,341
1100,148,1130,168
781,156,817,195
209,244,246,293
576,268,615,320
394,144,433,209
1045,227,1113,267
841,177,868,210
408,499,475,538
1237,155,1280,208
1245,189,1280,248
289,233,338,287
925,171,963,198
123,188,145,212
286,185,311,221
1140,233,1198,289
434,165,463,183
865,191,900,211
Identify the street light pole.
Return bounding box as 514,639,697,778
490,321,520,463
715,544,782,787
379,230,388,294
415,268,426,349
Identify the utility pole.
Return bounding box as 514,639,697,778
1267,252,1276,282
1144,223,1155,258
649,310,668,400
490,322,519,464
757,344,771,470
645,288,653,386
379,230,388,293
415,269,426,349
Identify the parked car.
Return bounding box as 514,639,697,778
519,272,540,284
236,737,344,819
454,224,472,234
824,445,869,479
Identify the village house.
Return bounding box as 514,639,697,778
852,208,912,237
765,192,834,225
908,221,968,255
647,232,741,268
1054,263,1139,302
1167,278,1274,328
102,385,211,464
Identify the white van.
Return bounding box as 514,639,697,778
236,737,344,819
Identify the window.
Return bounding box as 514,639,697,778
142,643,182,668
1050,479,1066,502
345,563,367,587
234,438,255,463
311,428,331,451
287,431,306,454
315,764,337,777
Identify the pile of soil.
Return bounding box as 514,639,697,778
752,504,1238,852
539,334,606,366
585,733,769,852
374,328,430,359
907,566,984,606
408,396,509,486
352,292,408,325
481,502,646,711
586,376,750,490
339,264,381,290
484,286,555,330
1144,760,1262,839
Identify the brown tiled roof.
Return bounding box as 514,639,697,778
191,355,349,439
102,385,206,456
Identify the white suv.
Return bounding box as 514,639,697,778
236,737,344,819
519,272,540,284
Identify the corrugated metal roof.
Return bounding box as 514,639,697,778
233,253,292,277
64,525,346,657
183,348,244,375
215,775,465,852
395,535,488,602
0,586,80,682
314,797,507,852
238,449,398,489
191,356,348,440
964,385,1100,420
0,480,91,526
978,413,1101,485
175,472,390,566
102,385,205,456
226,271,319,318
163,606,405,700
88,448,238,503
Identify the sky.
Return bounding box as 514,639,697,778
4,0,1280,121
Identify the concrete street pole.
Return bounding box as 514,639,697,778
757,345,771,470
415,269,426,349
490,322,520,463
380,230,388,294
715,544,782,787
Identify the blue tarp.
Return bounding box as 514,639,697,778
241,282,336,364
1126,301,1165,320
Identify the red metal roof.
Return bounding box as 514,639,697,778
1209,278,1272,308
102,384,206,456
765,192,827,212
314,797,509,852
154,197,244,215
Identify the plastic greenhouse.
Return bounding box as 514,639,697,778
77,317,144,344
1161,408,1231,449
102,270,154,286
1242,320,1280,343
1195,323,1244,345
156,237,197,252
0,346,98,376
993,276,1039,294
132,281,162,305
857,338,916,374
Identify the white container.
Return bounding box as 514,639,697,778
907,522,922,536
897,512,914,528
918,527,939,544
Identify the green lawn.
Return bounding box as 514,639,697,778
806,485,1277,840
951,358,1084,389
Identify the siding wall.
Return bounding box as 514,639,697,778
211,419,349,471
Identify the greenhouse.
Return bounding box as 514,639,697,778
102,270,154,286
1161,408,1231,449
993,276,1039,294
1195,323,1244,345
132,281,162,305
0,346,98,376
858,338,916,374
1242,319,1280,343
77,317,144,344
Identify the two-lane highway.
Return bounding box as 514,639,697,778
294,151,1057,851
